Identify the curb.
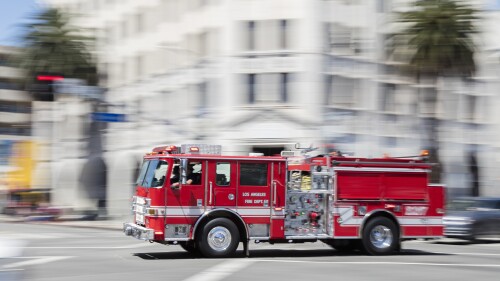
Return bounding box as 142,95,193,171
0,215,124,231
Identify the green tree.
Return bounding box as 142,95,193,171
16,8,98,88
392,0,477,183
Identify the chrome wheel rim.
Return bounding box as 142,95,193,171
207,226,232,252
369,225,393,249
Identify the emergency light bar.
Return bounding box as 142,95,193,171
152,145,179,154
281,150,302,157
181,144,221,155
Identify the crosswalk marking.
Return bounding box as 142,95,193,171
2,256,73,269
183,260,255,281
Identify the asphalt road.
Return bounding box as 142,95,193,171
1,222,500,281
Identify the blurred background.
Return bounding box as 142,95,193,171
1,0,500,220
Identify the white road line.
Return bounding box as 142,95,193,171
11,243,155,249
477,243,500,247
443,252,500,256
2,256,73,269
0,269,24,272
253,259,500,268
182,259,255,281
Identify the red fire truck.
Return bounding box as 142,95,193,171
124,144,445,257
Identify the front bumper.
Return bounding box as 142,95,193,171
123,222,154,240
443,224,473,237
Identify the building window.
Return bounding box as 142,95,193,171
136,12,144,34
0,54,11,66
280,20,287,49
0,101,31,113
325,23,361,55
463,95,477,121
136,56,143,80
248,74,256,103
380,83,396,112
252,146,284,156
257,73,280,103
377,0,387,13
247,73,291,104
327,75,358,108
197,81,207,114
280,73,289,102
122,20,128,38
0,78,20,90
381,136,397,147
247,21,255,50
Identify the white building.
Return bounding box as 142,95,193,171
42,0,500,218
0,46,32,188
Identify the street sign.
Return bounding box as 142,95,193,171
91,112,126,122
54,79,104,100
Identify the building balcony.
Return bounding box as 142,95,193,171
0,112,31,124
0,89,30,102
0,66,22,80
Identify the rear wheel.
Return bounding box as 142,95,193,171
323,239,359,252
361,217,399,255
197,218,240,258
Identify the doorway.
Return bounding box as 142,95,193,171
251,146,285,156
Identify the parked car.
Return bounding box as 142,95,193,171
443,197,500,241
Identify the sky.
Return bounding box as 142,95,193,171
0,0,41,46
0,0,499,46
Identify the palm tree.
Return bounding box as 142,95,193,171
391,0,477,183
16,8,98,89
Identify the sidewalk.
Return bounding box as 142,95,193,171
0,214,125,231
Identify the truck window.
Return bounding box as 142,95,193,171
187,161,203,185
240,163,267,186
142,160,169,188
216,162,230,186
136,160,150,186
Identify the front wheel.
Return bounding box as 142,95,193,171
197,218,240,258
179,241,198,254
361,217,399,255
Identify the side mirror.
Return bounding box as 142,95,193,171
180,159,188,184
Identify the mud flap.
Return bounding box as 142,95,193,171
243,240,250,257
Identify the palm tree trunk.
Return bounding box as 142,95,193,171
418,74,442,184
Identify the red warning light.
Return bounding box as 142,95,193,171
37,75,64,81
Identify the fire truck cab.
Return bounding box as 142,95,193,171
124,144,445,257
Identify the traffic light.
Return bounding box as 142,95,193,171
31,74,64,102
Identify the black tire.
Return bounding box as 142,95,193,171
179,241,198,254
323,239,359,252
361,217,399,255
467,225,482,243
197,218,240,258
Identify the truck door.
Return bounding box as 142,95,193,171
207,161,237,207
270,161,286,239
237,162,272,238
165,160,206,230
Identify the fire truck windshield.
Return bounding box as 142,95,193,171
136,159,169,188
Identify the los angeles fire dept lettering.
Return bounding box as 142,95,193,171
242,192,267,204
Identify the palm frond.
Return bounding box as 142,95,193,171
15,8,98,87
391,0,477,77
